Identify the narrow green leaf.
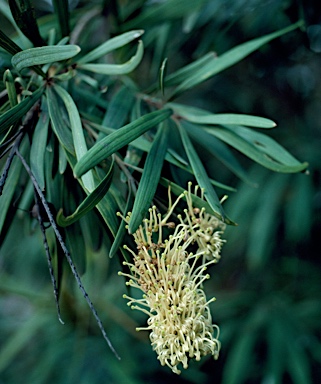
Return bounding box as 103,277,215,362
102,86,135,128
53,84,95,192
124,0,208,29
164,52,216,87
30,99,49,190
183,121,256,185
247,173,288,269
56,157,114,227
78,40,144,75
52,0,70,37
205,126,308,173
224,124,306,166
222,332,257,384
128,131,236,192
12,45,81,72
58,144,67,174
129,121,169,234
0,313,45,372
74,108,172,178
3,69,17,107
0,138,27,236
46,87,75,155
109,191,134,258
171,21,303,97
266,315,287,384
0,28,22,55
159,57,168,96
168,102,276,128
0,0,31,47
176,122,225,222
0,87,43,135
8,0,45,46
77,30,144,64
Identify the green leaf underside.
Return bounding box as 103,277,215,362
30,98,49,190
12,45,81,71
0,87,43,135
168,102,276,128
129,121,169,234
204,125,308,173
171,21,303,97
53,84,95,192
78,40,143,75
56,157,114,227
46,87,75,155
159,178,236,226
74,108,172,178
77,30,144,64
176,121,226,222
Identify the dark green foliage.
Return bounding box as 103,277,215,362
0,0,320,383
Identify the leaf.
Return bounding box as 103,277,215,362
12,45,81,72
128,130,236,192
159,57,168,96
109,191,134,258
168,102,276,128
78,40,144,75
53,84,95,192
205,126,308,173
3,69,17,107
224,124,306,167
129,121,169,234
102,86,135,128
0,28,22,55
74,108,172,178
46,86,75,155
56,157,114,227
246,173,289,269
176,122,226,222
30,99,49,190
0,138,28,239
52,0,70,37
183,121,256,185
222,332,257,384
164,52,216,87
77,30,144,64
124,0,208,28
0,86,43,135
171,21,303,97
8,0,45,46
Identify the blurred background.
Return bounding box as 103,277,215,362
1,0,321,383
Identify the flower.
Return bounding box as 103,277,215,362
118,183,225,374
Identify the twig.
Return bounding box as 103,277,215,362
33,191,64,325
15,149,121,360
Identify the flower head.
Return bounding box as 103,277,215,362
118,183,225,374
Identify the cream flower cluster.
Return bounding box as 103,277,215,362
118,183,225,374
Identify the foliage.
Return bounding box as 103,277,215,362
0,0,320,383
